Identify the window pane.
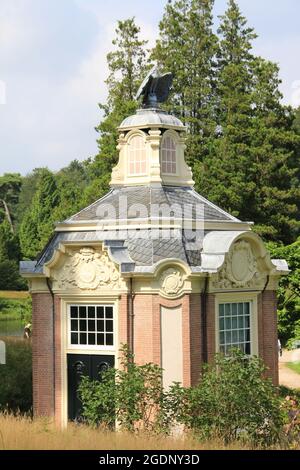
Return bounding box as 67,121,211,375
225,304,231,316
220,332,225,345
97,307,104,318
219,317,224,331
88,333,96,345
70,306,78,318
71,333,78,345
244,303,250,315
106,320,113,332
106,307,113,319
219,304,224,316
88,320,95,332
79,319,87,331
79,306,86,318
106,334,113,346
80,333,87,345
232,317,238,329
238,303,244,315
88,306,95,318
97,320,104,332
97,333,105,345
71,320,78,331
232,304,237,315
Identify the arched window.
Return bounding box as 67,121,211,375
161,136,176,174
128,135,146,175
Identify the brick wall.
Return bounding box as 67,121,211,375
31,292,54,417
206,293,216,364
258,290,279,385
190,294,202,386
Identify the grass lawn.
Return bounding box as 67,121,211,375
287,362,300,375
0,293,31,323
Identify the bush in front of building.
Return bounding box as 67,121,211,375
79,345,165,433
170,350,285,447
79,348,289,446
0,337,32,413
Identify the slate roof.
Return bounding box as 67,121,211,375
65,185,240,224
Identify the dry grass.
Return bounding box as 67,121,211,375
0,414,249,450
0,291,29,300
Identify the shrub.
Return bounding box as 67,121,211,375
171,350,285,447
0,338,32,413
78,345,165,433
78,347,286,446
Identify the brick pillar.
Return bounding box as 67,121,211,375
31,292,54,417
190,293,202,385
206,293,216,364
54,295,62,425
259,290,279,385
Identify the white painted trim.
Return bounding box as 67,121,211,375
60,296,119,427
215,292,258,357
67,304,116,351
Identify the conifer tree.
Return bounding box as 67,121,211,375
152,0,218,166
19,169,60,259
84,18,148,205
195,0,300,243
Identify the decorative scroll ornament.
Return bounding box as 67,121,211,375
212,241,265,289
54,247,121,290
160,268,184,297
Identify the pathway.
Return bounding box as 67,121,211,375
279,348,300,390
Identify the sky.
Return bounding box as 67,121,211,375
0,0,300,176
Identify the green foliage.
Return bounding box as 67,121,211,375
19,169,60,259
0,296,31,323
152,0,218,167
0,173,22,227
79,347,285,447
0,338,32,413
78,345,165,433
85,17,148,201
266,239,300,346
193,0,300,241
0,261,27,291
171,350,285,447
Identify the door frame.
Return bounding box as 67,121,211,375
60,296,120,427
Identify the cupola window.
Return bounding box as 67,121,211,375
128,135,147,175
161,136,176,174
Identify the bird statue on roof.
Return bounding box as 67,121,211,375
135,66,173,109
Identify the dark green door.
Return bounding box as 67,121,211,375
67,354,114,421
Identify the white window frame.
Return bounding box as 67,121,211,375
215,293,258,356
161,135,177,175
67,304,115,351
128,134,147,176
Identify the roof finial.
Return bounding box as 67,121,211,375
135,65,173,109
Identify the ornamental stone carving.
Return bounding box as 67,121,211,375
159,268,184,297
212,240,266,290
53,246,122,290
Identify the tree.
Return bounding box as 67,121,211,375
152,0,218,166
0,173,22,229
19,169,60,259
194,0,300,242
267,239,300,347
84,18,148,205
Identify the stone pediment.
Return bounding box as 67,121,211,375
44,244,126,292
212,240,267,290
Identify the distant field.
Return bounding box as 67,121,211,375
0,291,29,299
